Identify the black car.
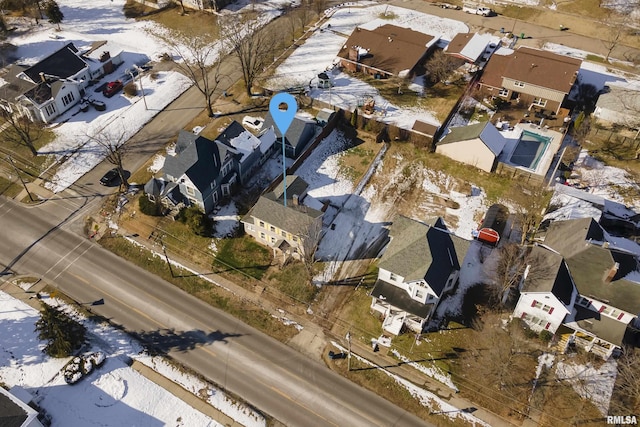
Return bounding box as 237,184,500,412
100,168,119,186
328,350,347,360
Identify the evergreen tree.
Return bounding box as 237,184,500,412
44,1,64,31
34,302,86,358
350,108,358,128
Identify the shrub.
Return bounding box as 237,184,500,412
177,205,214,236
139,196,162,216
539,330,553,342
123,82,137,97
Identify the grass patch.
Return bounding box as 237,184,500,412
266,262,317,304
555,0,605,18
214,235,272,281
99,235,296,342
498,5,540,22
337,136,380,183
339,284,383,346
0,176,23,198
585,54,606,63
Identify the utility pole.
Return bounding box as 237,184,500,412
7,155,34,202
134,65,148,110
160,236,174,277
346,330,352,371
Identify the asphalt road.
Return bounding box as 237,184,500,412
0,196,432,427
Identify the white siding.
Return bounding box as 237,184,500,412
513,292,568,333
436,138,496,172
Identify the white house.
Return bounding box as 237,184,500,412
370,216,470,335
514,218,640,358
0,386,45,427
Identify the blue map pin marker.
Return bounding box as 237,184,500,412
269,92,298,135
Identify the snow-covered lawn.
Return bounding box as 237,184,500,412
556,358,617,415
0,290,265,427
7,0,287,193
266,4,468,129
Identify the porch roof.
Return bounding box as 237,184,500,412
564,305,629,347
371,279,431,319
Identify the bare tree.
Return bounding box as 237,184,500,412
0,108,43,157
87,129,131,191
164,33,224,118
424,50,464,86
599,7,638,62
486,242,528,307
222,15,274,96
508,184,552,243
300,219,323,277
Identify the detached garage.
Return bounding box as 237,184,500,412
435,121,506,172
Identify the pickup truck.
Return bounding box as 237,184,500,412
462,3,494,16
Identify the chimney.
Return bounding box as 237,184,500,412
604,262,619,283
292,194,299,206
99,51,111,63
39,72,46,83
603,241,610,249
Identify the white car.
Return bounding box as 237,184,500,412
242,116,264,132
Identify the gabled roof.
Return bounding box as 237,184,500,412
522,245,574,306
445,32,496,63
543,218,640,314
412,120,438,137
23,43,87,83
243,177,322,235
571,305,628,346
483,46,581,93
163,131,227,192
215,120,259,163
0,386,40,427
262,113,316,149
378,216,470,296
0,64,35,100
271,175,308,201
478,49,511,88
338,24,435,76
438,121,506,156
595,84,640,116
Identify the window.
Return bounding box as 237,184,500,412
532,97,547,107
259,221,265,228
514,81,525,88
270,225,276,233
270,237,276,244
61,92,75,106
415,289,425,299
532,300,543,309
260,232,266,240
281,231,287,238
186,186,195,196
542,305,554,314
45,104,56,116
292,236,298,243
212,191,219,204
498,88,509,97
389,272,398,282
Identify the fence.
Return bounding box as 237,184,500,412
262,109,343,195
494,163,545,187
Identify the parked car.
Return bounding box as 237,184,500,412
103,81,123,98
100,168,119,186
328,350,347,360
242,116,264,132
433,2,460,9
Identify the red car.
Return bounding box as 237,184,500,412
103,81,123,98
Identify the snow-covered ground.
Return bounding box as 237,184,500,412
0,290,265,427
556,358,617,415
7,0,286,193
265,4,468,129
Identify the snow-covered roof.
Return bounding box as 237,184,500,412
228,129,261,163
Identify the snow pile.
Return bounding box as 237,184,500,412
211,201,240,238
556,358,617,415
534,353,555,381
391,349,458,391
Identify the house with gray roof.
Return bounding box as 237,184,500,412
370,216,470,335
0,41,126,123
146,121,274,214
0,386,44,427
435,121,506,172
513,217,640,358
262,112,318,159
241,176,324,261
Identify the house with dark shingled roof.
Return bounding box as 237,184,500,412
513,217,640,358
370,216,470,335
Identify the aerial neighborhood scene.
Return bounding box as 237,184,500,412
2,0,640,425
